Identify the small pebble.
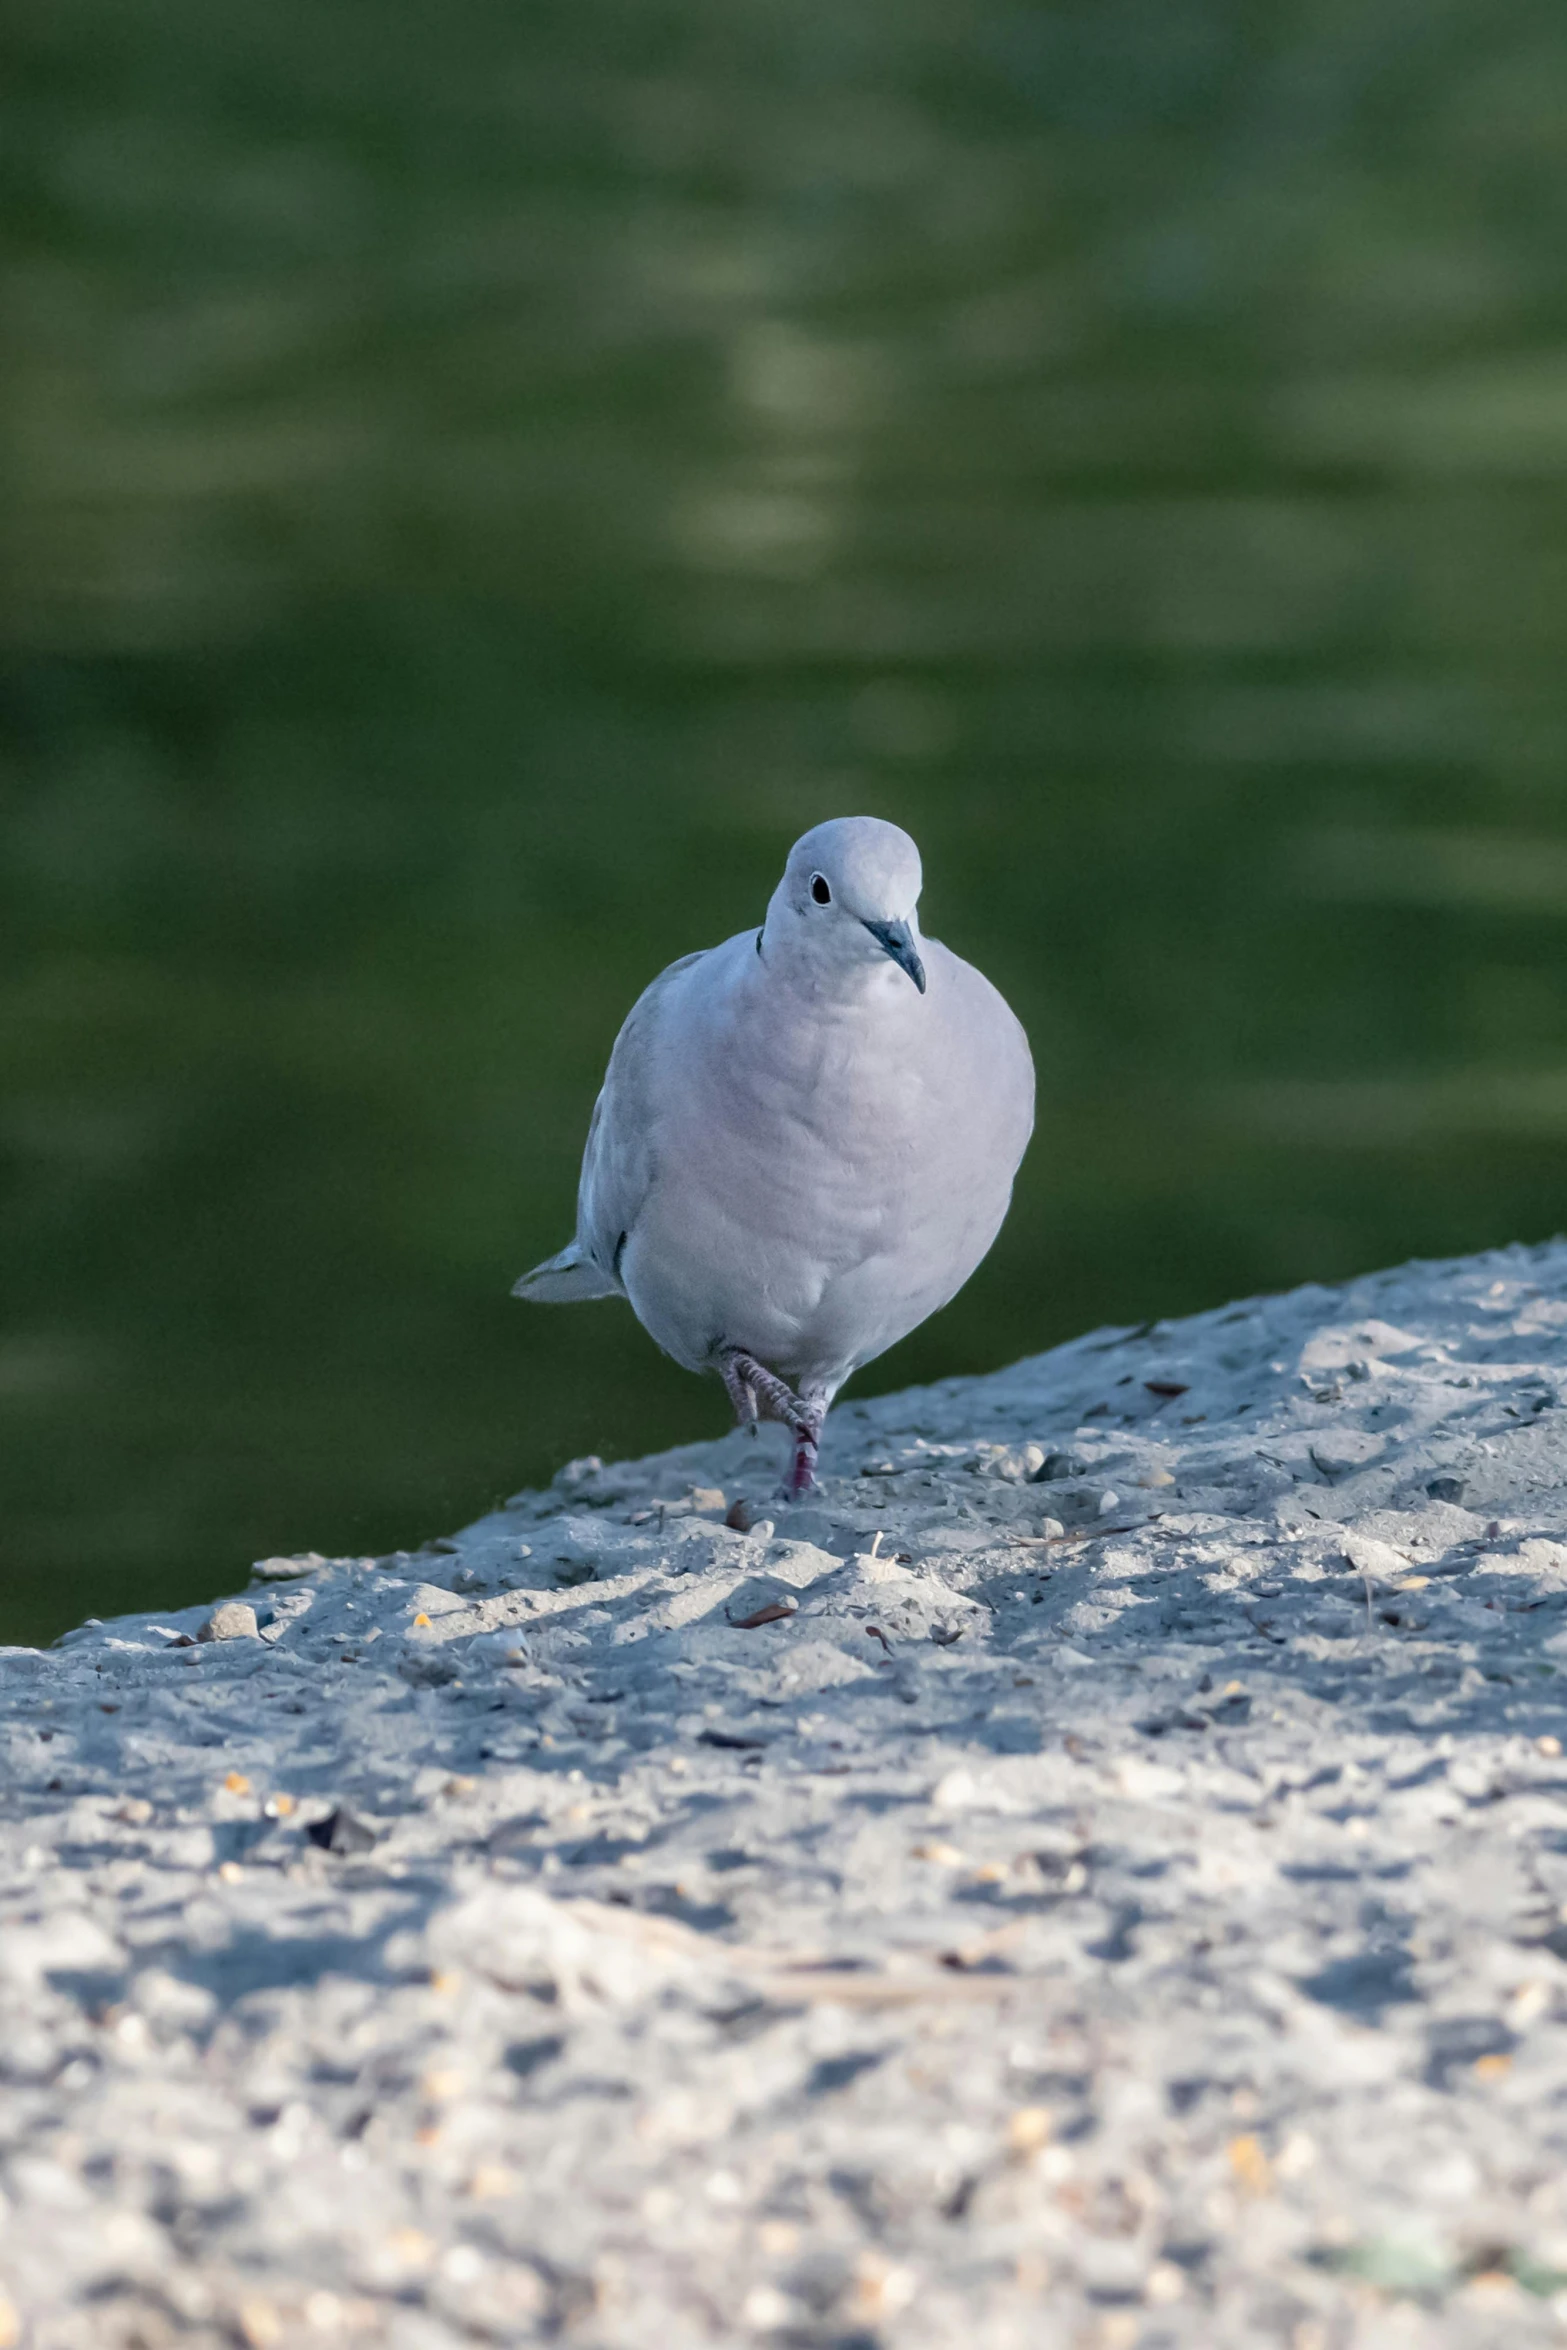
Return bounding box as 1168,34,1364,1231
306,1806,378,1856
199,1602,260,1643
1228,2134,1273,2196
1031,1452,1086,1483
467,2165,516,2199
743,2289,793,2331
556,1455,603,1488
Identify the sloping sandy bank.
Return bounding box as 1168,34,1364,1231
9,1245,1567,2347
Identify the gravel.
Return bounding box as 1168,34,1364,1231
9,1242,1567,2346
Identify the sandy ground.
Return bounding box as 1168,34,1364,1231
10,1246,1567,2348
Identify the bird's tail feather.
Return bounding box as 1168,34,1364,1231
511,1241,620,1303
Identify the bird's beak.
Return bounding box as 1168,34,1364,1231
862,917,926,994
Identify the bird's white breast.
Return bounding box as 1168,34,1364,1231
619,930,1033,1390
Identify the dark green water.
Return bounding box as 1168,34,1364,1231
6,0,1567,1645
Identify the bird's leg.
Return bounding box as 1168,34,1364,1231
785,1392,828,1500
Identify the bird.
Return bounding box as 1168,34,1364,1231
514,816,1034,1498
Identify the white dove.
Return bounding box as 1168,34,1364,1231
515,816,1034,1496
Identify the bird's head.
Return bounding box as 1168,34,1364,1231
763,817,926,993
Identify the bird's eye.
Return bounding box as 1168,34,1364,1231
810,872,832,906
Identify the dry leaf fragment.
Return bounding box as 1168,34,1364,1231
729,1601,796,1629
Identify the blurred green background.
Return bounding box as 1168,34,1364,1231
6,0,1567,1646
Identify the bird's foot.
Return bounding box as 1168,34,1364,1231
720,1351,825,1500
721,1349,803,1432
721,1353,760,1427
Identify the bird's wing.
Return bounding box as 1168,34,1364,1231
512,949,706,1304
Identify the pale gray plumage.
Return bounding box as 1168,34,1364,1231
515,816,1034,1493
